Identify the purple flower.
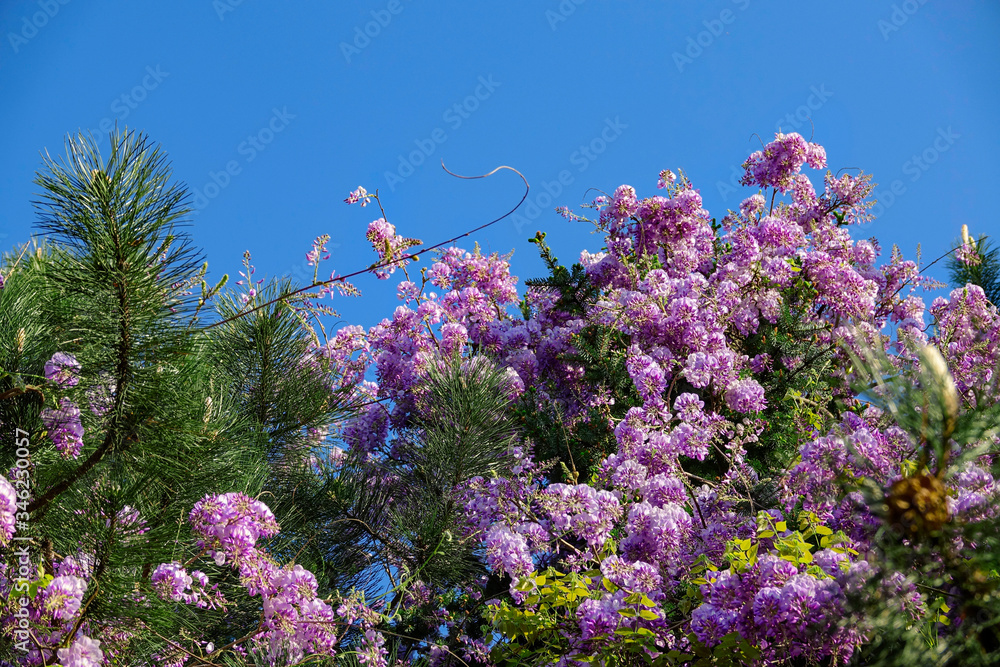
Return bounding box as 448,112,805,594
45,352,81,387
690,603,737,645
152,562,197,603
620,501,692,564
627,354,666,403
189,492,280,563
345,186,369,206
701,570,744,611
0,477,18,544
739,194,766,219
40,574,87,620
754,554,800,588
725,378,766,413
306,234,332,267
366,218,420,279
601,185,639,230
41,398,85,458
683,352,716,388
740,132,826,193
752,586,783,629
484,524,533,581
577,590,627,640
600,555,663,595
56,636,103,667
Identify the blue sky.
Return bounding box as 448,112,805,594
1,1,998,331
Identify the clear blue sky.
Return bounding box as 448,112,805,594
1,1,998,331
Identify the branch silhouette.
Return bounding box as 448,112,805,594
204,163,529,331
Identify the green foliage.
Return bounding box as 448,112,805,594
947,234,1000,306
330,357,528,663
487,566,667,667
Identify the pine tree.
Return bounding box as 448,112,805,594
329,358,525,665
947,227,1000,306
0,130,360,664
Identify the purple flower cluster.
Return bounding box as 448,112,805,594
366,218,420,279
297,133,998,663
930,284,999,398
45,352,81,387
0,560,105,667
40,398,85,458
954,240,981,266
56,636,103,667
484,524,533,582
538,482,622,550
620,501,692,570
344,185,369,206
184,493,398,662
725,378,767,413
740,132,827,193
85,372,116,416
151,562,220,609
189,492,280,565
693,552,864,664
599,554,663,596
305,233,332,267
38,575,87,621
0,477,16,544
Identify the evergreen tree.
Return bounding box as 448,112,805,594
947,226,999,305
0,130,361,664
329,358,525,665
